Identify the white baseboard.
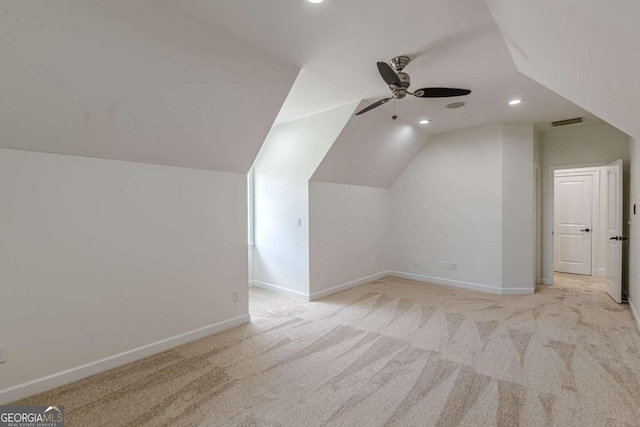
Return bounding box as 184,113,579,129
500,287,536,295
309,271,388,301
630,299,640,333
250,280,310,301
0,314,250,405
388,271,535,295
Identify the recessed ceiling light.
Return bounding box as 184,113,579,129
307,0,323,3
508,99,522,106
446,102,466,109
419,119,430,125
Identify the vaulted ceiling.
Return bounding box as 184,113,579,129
311,101,428,189
168,0,596,134
0,1,297,173
1,0,628,178
486,0,640,140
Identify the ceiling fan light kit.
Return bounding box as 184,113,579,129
356,56,471,116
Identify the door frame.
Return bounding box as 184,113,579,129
553,169,599,276
545,162,606,284
605,159,624,303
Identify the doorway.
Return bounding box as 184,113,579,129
553,170,598,275
547,160,624,303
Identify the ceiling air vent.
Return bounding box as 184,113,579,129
551,117,584,127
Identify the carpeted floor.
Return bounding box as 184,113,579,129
15,274,640,426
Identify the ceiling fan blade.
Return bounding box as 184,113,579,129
355,98,392,116
377,62,401,86
414,87,471,98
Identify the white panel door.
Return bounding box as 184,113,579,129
605,159,623,303
554,174,593,275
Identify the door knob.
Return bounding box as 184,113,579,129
610,236,619,240
580,228,591,232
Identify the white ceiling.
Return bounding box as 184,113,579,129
486,0,639,140
0,1,297,173
312,101,428,189
168,0,598,133
0,0,620,175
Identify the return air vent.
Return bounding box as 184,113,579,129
551,117,584,127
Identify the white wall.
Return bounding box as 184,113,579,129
541,123,630,168
309,182,389,298
389,123,535,294
629,137,640,329
389,124,505,291
252,102,358,296
540,122,630,283
502,124,535,290
0,149,248,396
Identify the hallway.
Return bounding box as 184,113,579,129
552,272,609,294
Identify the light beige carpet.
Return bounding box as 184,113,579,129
15,274,640,426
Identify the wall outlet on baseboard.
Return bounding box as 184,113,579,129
412,258,421,266
441,261,458,271
232,290,240,302
0,345,6,363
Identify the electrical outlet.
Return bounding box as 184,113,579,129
232,290,240,302
441,261,457,271
296,218,302,227
0,345,6,364
412,258,421,266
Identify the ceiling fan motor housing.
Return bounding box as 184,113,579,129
392,88,407,99
390,55,411,72
396,72,410,88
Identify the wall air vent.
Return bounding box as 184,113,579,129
551,117,584,127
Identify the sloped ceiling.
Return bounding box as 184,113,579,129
311,101,428,189
0,1,298,173
486,0,640,139
253,101,359,181
170,0,595,134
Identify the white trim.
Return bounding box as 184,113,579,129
247,168,255,246
535,162,542,285
250,280,310,301
553,168,601,276
630,299,640,333
541,277,553,285
545,162,608,284
388,271,535,295
309,271,388,301
0,314,250,405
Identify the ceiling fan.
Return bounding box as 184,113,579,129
355,56,471,116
